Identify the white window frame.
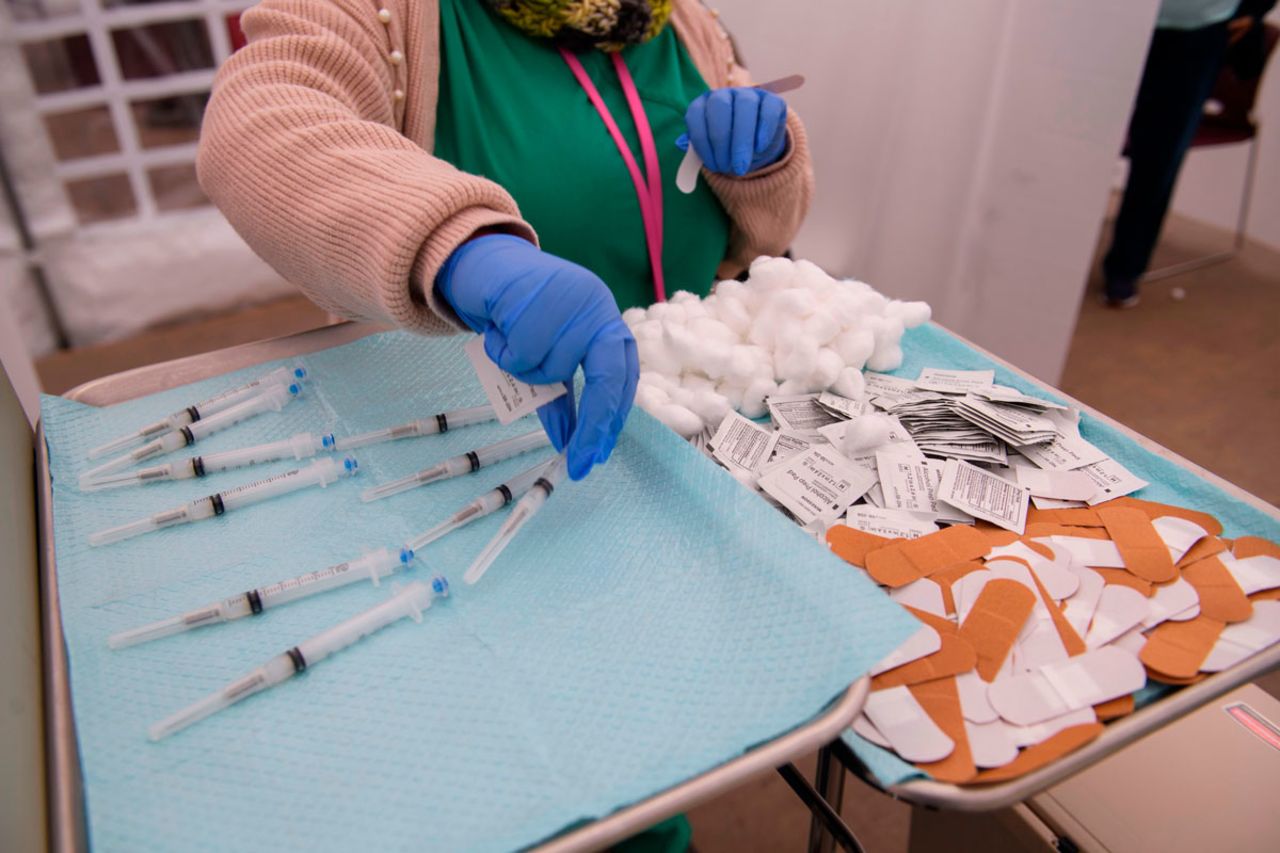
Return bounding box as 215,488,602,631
8,0,249,225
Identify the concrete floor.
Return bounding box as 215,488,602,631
34,211,1279,852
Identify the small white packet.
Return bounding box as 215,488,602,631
818,390,874,419
1078,457,1149,505
464,336,567,425
876,451,940,514
915,367,995,394
708,411,778,475
862,685,955,763
936,458,1031,534
844,506,939,540
1051,536,1126,569
988,647,1144,726
767,393,841,436
852,713,893,748
757,444,876,527
1013,467,1097,501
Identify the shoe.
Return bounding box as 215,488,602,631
1102,277,1139,309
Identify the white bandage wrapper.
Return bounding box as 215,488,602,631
852,713,892,748
1141,577,1201,629
876,451,942,514
954,570,996,626
869,624,942,676
889,578,947,618
1012,467,1098,501
818,391,874,419
1014,619,1071,672
965,720,1020,768
863,686,955,763
989,540,1080,600
1078,457,1149,505
1220,553,1280,596
767,393,841,436
988,647,1144,726
956,670,998,723
757,444,876,526
1005,707,1098,748
1110,627,1148,656
1085,584,1150,648
709,411,778,475
1200,601,1280,672
1052,536,1126,569
1151,516,1208,564
464,337,567,425
1061,564,1107,638
844,506,939,540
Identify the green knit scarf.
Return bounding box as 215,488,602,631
482,0,673,51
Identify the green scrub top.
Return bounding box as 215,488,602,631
433,0,732,311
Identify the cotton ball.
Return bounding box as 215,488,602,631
687,389,731,426
868,315,906,348
681,373,717,393
643,371,678,394
865,344,904,372
777,377,819,396
638,338,683,377
885,300,931,328
802,311,841,346
833,329,875,370
669,290,700,305
809,347,843,389
714,278,759,309
715,380,746,411
622,306,647,327
841,414,892,455
689,317,738,345
662,321,702,368
830,367,866,400
647,301,686,325
792,259,835,292
769,287,818,318
747,310,783,350
725,344,767,382
740,377,777,419
775,335,819,383
670,387,697,409
747,255,796,291
631,320,662,343
682,299,710,322
697,340,734,380
713,294,751,337
653,403,704,438
634,383,669,412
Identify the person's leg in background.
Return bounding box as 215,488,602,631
1102,21,1230,306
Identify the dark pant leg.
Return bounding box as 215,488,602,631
1103,22,1230,294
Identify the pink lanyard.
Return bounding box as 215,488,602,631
559,48,667,302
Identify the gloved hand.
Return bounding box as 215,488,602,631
678,87,789,177
436,233,639,480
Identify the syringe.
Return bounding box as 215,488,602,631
81,381,303,485
360,430,551,502
89,456,358,547
148,577,447,741
82,431,336,491
405,460,552,551
87,365,306,459
108,546,415,648
463,452,568,586
332,404,496,451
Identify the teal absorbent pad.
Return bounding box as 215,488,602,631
41,330,920,852
842,324,1280,789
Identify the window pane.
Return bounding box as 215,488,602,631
66,174,137,225
110,19,213,81
43,106,121,161
149,163,208,212
5,0,78,22
20,34,101,95
131,92,209,149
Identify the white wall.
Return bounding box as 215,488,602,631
717,0,1161,383
1170,9,1280,250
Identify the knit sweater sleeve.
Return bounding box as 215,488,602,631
196,0,534,334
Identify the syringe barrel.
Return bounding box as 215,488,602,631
197,432,326,475
475,430,551,466
88,498,215,546
191,365,305,419
257,547,411,608
295,580,436,667
216,456,356,512
188,381,299,442
437,404,496,431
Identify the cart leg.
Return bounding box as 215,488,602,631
809,745,847,853
777,758,863,853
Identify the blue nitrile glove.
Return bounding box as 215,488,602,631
436,234,639,481
677,87,789,177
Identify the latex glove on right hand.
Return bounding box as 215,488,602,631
435,234,639,481
679,86,789,177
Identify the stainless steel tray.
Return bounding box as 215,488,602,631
38,321,870,853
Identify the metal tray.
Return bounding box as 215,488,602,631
37,320,870,853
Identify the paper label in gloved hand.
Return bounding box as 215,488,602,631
464,336,567,425
758,445,876,527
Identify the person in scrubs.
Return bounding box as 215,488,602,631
198,0,813,485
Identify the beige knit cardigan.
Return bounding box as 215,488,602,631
197,0,815,334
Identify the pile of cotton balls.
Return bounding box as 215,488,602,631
623,256,931,437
